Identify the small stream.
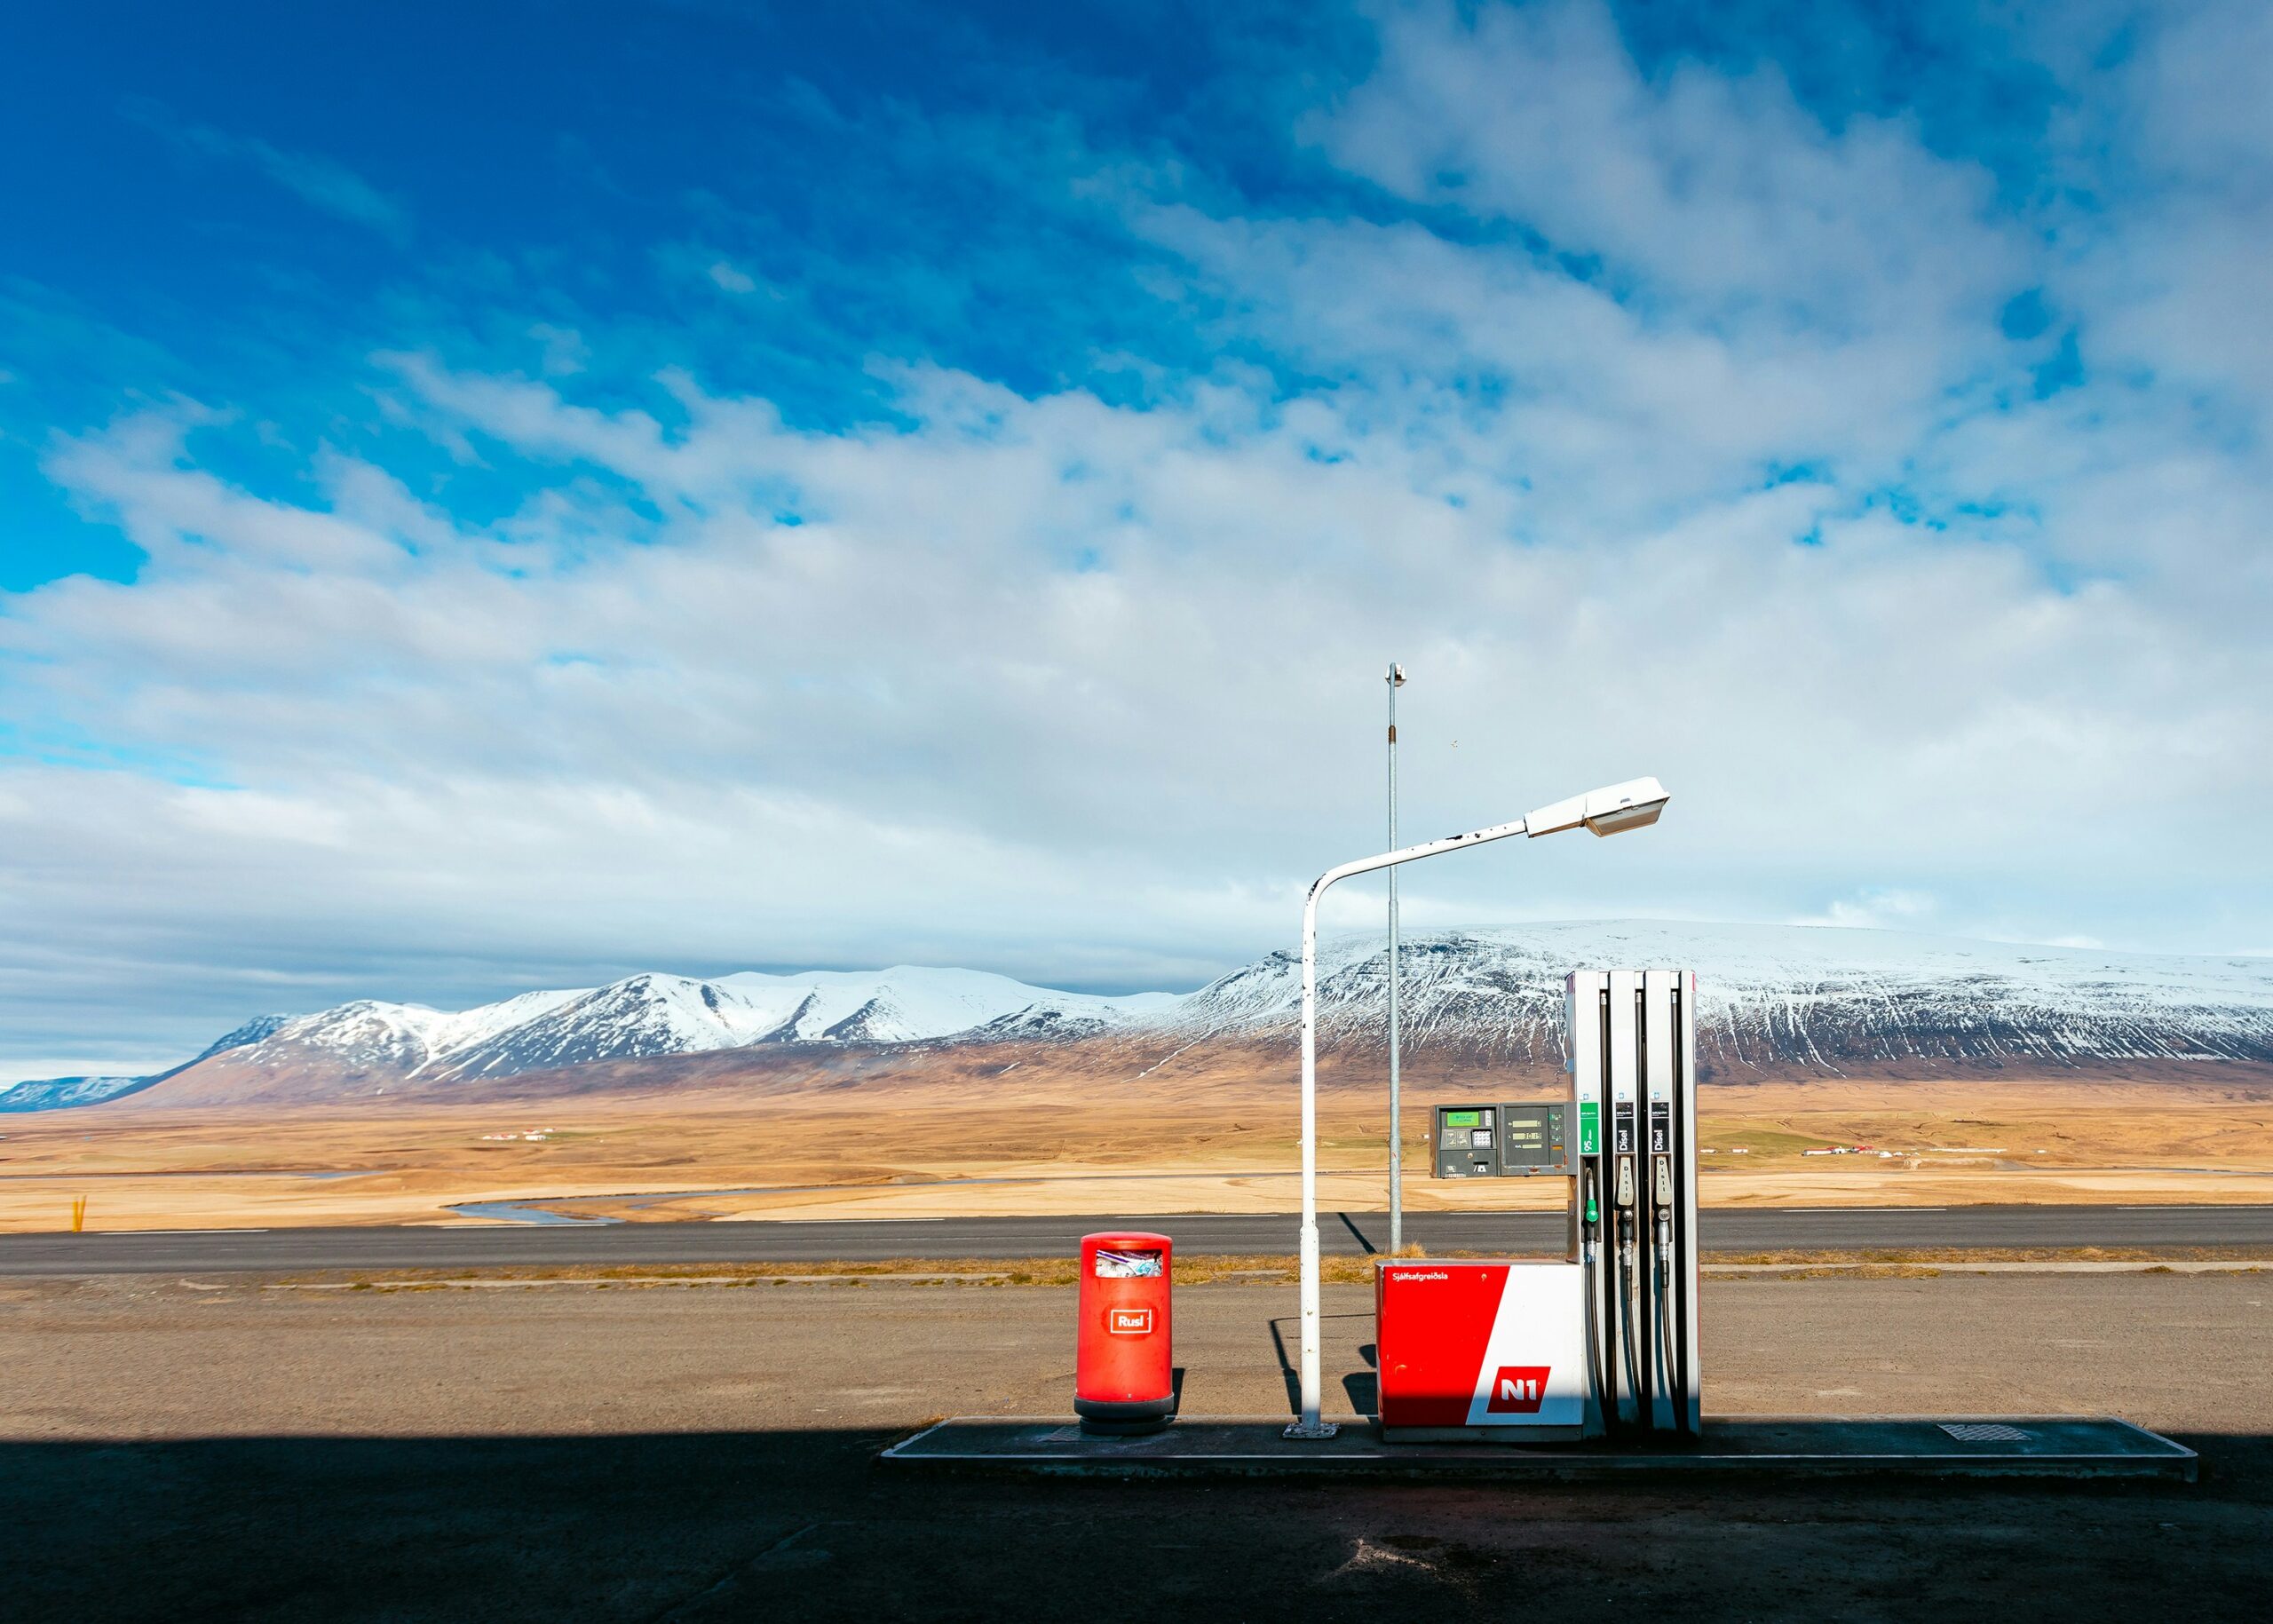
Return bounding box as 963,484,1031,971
449,1200,621,1226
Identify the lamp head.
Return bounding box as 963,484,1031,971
1581,780,1667,836
1525,776,1670,838
1388,663,1406,687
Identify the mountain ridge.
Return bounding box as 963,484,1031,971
9,922,2270,1110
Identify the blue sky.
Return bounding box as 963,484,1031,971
2,1,2269,1076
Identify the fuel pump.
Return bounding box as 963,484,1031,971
1568,968,1701,1437
1388,966,1700,1444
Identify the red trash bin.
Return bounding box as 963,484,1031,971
1074,1231,1175,1433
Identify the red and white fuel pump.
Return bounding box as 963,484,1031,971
1374,969,1702,1441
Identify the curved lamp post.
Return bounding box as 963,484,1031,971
1284,775,1671,1439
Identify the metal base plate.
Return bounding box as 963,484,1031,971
880,1414,2196,1481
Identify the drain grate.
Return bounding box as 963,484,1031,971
1940,1422,2031,1444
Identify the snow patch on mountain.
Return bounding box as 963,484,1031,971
192,1015,291,1061
714,967,1179,1045
421,988,591,1060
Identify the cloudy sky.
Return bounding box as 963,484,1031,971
2,0,2269,1078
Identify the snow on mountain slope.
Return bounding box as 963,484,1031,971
252,1001,451,1072
421,988,592,1060
44,923,2273,1112
423,975,795,1081
424,966,1174,1079
1175,922,2273,1071
0,1074,154,1112
192,1015,290,1060
194,964,1176,1089
713,967,1179,1043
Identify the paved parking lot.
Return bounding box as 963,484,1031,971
3,1270,2267,1621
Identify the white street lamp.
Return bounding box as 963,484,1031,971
1283,775,1671,1439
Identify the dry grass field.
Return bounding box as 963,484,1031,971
6,1038,2273,1231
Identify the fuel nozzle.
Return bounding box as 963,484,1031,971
1653,1203,1672,1267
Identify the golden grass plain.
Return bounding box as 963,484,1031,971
6,1041,2273,1231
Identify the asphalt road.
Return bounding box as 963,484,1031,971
5,1203,2272,1275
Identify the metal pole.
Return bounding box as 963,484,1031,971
1289,879,1333,1438
1287,812,1534,1439
1385,663,1404,1256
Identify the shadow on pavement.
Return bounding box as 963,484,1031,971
1268,1311,1372,1415
7,1429,2272,1622
1335,1212,1379,1254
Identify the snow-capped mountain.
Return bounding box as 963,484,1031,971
408,968,1176,1083
0,1074,155,1112
1168,922,2273,1073
144,965,1176,1098
10,923,2269,1111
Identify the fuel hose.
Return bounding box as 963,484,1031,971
1617,1211,1643,1423
1580,1171,1605,1427
1652,1209,1676,1410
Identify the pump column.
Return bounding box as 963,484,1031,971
1564,970,1610,1436
1640,969,1702,1433
1567,965,1704,1439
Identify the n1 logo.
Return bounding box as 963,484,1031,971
1485,1365,1551,1414
1107,1307,1153,1335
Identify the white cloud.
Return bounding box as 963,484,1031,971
1319,0,2018,330
6,2,2269,1073
708,260,759,294
2074,0,2273,406
9,337,2261,1069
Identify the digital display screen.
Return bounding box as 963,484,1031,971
1443,1110,1481,1128
1500,1109,1561,1168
